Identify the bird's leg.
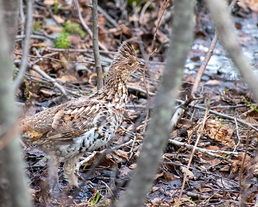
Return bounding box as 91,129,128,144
48,155,61,191
63,156,79,188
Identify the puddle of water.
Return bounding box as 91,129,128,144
186,13,258,81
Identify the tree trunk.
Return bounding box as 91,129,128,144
116,0,195,206
0,0,32,206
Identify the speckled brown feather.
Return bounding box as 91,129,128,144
20,42,140,187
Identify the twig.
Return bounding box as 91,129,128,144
233,117,241,152
14,0,33,89
76,151,97,170
127,85,156,96
73,0,108,52
139,1,153,25
141,1,169,135
191,0,238,95
170,96,194,129
239,126,250,196
47,5,61,27
97,5,118,28
133,2,148,60
176,99,258,133
31,65,70,99
169,139,238,158
191,32,218,95
73,0,92,36
151,0,169,50
15,52,60,62
178,107,209,205
92,0,103,90
16,34,45,40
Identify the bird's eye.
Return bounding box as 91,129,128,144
128,62,133,66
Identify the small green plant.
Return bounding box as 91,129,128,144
27,93,31,100
83,164,87,170
55,32,70,49
33,21,42,32
55,21,85,49
43,156,49,162
182,198,196,205
63,21,85,35
53,2,61,14
92,190,101,207
245,98,258,112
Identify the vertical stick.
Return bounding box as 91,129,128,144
92,0,103,90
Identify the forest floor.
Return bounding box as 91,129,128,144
16,0,258,206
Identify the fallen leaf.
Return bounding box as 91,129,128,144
129,163,137,169
114,149,129,160
205,120,235,148
53,15,65,24
56,75,77,83
40,89,56,96
180,167,196,180
44,25,63,34
43,0,57,5
204,80,220,85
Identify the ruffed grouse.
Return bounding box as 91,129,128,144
20,42,140,187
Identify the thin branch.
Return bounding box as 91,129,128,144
169,139,239,158
97,5,118,28
73,0,108,52
14,0,33,89
176,99,258,133
92,0,103,90
127,85,156,96
31,65,70,99
239,126,250,197
178,107,209,205
191,0,238,95
47,47,115,55
233,117,241,152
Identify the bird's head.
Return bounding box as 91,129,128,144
107,42,141,82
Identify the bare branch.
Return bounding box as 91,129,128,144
92,0,103,90
14,0,32,89
73,0,108,52
191,0,238,95
31,65,71,100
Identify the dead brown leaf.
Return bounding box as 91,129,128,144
114,149,129,160
43,0,57,5
56,75,77,83
205,120,235,148
44,25,63,34
40,89,56,96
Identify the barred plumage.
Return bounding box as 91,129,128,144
20,42,140,187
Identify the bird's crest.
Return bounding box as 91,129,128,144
112,42,136,65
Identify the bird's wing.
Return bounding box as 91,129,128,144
40,100,111,143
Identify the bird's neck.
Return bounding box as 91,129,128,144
90,76,128,109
